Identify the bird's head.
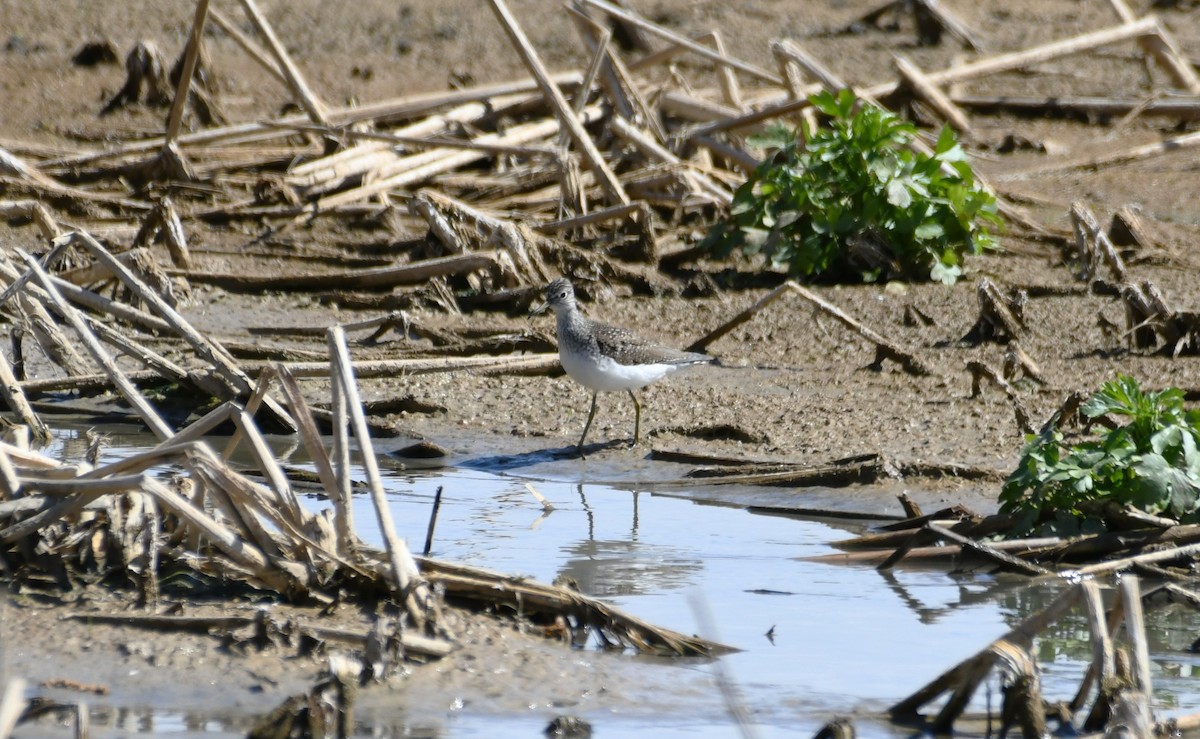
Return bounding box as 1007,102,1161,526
531,277,576,316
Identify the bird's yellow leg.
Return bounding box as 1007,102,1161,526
578,392,600,453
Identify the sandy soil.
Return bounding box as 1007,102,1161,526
4,0,1200,733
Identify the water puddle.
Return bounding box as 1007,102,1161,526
22,426,1200,736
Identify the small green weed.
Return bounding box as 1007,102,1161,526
1000,375,1200,536
701,89,1000,284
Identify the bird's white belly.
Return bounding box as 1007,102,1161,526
561,349,676,391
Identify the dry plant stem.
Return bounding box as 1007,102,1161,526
565,4,634,123
687,282,795,352
608,116,732,204
208,7,286,85
925,523,1052,576
1138,24,1200,92
0,447,23,498
705,31,742,109
574,26,612,119
238,0,329,124
230,410,305,529
49,72,581,170
690,282,933,375
0,258,174,335
189,456,288,561
294,101,486,182
140,476,296,593
891,584,1082,720
1103,0,1200,92
269,120,558,160
771,41,808,100
175,252,500,292
159,198,192,268
80,314,189,383
330,360,354,554
272,365,355,556
1070,538,1200,576
488,0,629,206
1121,577,1152,696
539,201,641,232
418,558,729,655
21,474,149,497
328,327,429,621
867,16,1161,98
1073,580,1118,714
771,39,846,92
692,134,758,174
0,345,50,442
0,200,61,241
0,235,72,310
195,449,360,581
248,354,560,379
295,112,597,219
1072,201,1127,281
0,679,26,738
0,440,62,470
219,369,273,461
1004,129,1200,180
566,3,662,140
164,0,212,144
65,231,294,430
952,93,1200,120
581,0,781,85
689,16,1165,140
894,55,972,134
65,231,244,391
18,250,174,440
423,485,444,556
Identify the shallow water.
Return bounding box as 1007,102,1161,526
26,426,1200,736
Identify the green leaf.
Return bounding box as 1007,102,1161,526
886,178,912,208
747,124,796,151
930,261,961,285
914,222,945,241
1133,452,1200,517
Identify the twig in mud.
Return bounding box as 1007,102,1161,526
524,482,555,512
688,281,936,376
423,485,444,556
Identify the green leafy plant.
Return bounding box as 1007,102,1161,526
1000,375,1200,536
701,89,1000,284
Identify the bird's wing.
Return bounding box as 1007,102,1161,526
590,320,712,366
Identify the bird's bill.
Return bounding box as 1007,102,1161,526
529,298,550,316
